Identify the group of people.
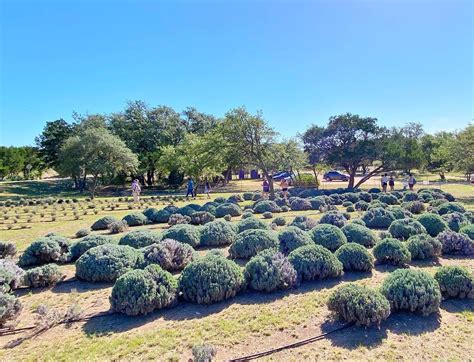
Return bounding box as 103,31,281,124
262,177,289,199
381,173,417,192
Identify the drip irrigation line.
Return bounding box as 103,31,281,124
229,322,353,361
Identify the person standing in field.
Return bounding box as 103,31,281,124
381,174,388,192
389,175,395,191
408,173,417,191
262,178,270,199
131,179,141,203
280,178,289,199
186,177,195,199
204,180,211,199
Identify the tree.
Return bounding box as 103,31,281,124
390,123,425,173
450,124,474,181
182,107,218,135
271,139,307,181
35,119,76,169
0,147,45,180
421,132,456,172
58,128,139,198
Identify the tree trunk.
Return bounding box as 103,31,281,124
146,169,154,186
311,165,320,189
262,169,275,199
347,170,356,189
354,165,385,188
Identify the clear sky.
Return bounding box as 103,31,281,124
0,0,472,146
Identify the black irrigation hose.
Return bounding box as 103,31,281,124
229,322,353,362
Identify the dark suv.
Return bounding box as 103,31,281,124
323,171,349,182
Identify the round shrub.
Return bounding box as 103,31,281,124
75,228,90,238
405,234,441,260
253,200,280,213
262,211,273,219
309,224,347,252
200,202,217,215
148,209,171,223
281,205,290,212
161,224,201,248
343,193,360,203
417,213,447,236
288,244,343,282
0,292,22,327
369,188,381,193
368,201,388,210
442,212,469,232
289,215,318,231
122,213,148,227
358,192,372,202
335,243,374,272
351,218,366,226
388,218,426,240
215,203,242,218
341,223,376,247
290,197,312,211
229,229,279,259
75,244,143,282
237,216,268,233
179,254,245,304
23,264,63,288
0,259,24,291
437,230,474,255
168,213,191,226
388,206,412,220
142,239,195,271
378,193,398,205
91,215,119,231
19,235,71,267
245,249,297,292
319,211,347,228
110,265,177,315
278,226,313,254
143,207,159,220
403,201,425,215
429,198,448,208
403,191,419,202
460,224,474,240
190,211,215,225
119,230,162,249
176,205,198,217
71,235,116,260
437,202,466,215
243,192,255,201
434,266,474,299
0,242,16,259
241,211,254,219
228,194,243,203
108,220,129,234
309,196,327,210
380,269,441,316
362,207,395,229
200,220,237,246
273,217,286,226
327,284,390,326
342,201,353,208
373,238,411,265
346,205,355,212
224,214,232,221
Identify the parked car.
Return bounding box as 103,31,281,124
323,171,349,182
272,171,292,181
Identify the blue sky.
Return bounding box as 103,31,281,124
1,0,472,146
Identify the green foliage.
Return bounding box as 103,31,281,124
253,200,281,213
122,213,148,227
262,211,273,219
378,193,399,205
417,213,447,236
434,266,474,299
407,234,442,260
192,344,217,362
278,226,313,254
142,240,195,271
19,235,71,267
327,284,390,326
319,210,347,227
200,220,237,246
190,211,215,225
215,203,242,218
388,206,412,220
229,229,279,259
437,230,474,255
373,238,411,265
288,244,343,282
91,215,120,231
403,191,419,202
75,244,143,282
23,264,63,288
437,202,466,215
273,217,286,226
309,224,347,252
75,228,90,238
380,269,441,316
179,254,245,304
334,243,374,272
442,212,470,232
289,215,318,231
244,249,297,292
341,223,376,247
119,230,161,249
0,259,25,292
36,118,76,169
161,224,201,248
388,218,426,240
460,224,474,240
108,220,129,234
403,201,425,214
362,207,395,229
0,242,16,258
290,197,312,211
0,292,22,327
236,216,269,233
71,235,116,260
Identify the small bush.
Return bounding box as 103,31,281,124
362,207,395,229
215,203,242,218
142,239,195,271
403,201,425,214
0,242,16,258
442,212,470,232
388,206,412,220
437,202,466,215
319,211,347,228
288,244,343,282
119,230,161,249
190,211,215,225
378,193,398,205
417,213,447,237
0,259,24,291
245,249,297,292
289,215,318,231
341,223,376,247
262,211,273,219
75,228,90,238
122,213,148,226
227,194,243,203
243,192,255,201
327,284,390,326
434,266,474,299
309,196,327,210
335,243,374,272
168,213,191,226
192,344,217,362
351,218,366,226
460,224,474,240
229,229,279,259
343,192,360,203
176,205,198,217
179,254,245,304
23,264,63,288
309,224,347,252
380,269,441,316
388,218,426,240
368,201,388,210
403,191,419,202
278,226,313,254
273,217,286,226
0,292,22,327
75,244,143,282
346,205,355,212
358,192,372,202
91,215,119,231
161,224,201,248
406,234,442,260
237,216,268,233
253,200,281,213
373,238,411,265
71,235,116,260
200,220,236,246
108,220,129,234
437,230,474,255
19,235,71,267
281,205,290,212
290,197,312,211
148,209,171,223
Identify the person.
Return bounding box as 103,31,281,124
131,179,141,203
381,174,388,192
408,173,416,191
389,175,395,191
186,177,195,199
204,180,211,199
280,178,289,199
262,178,269,199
